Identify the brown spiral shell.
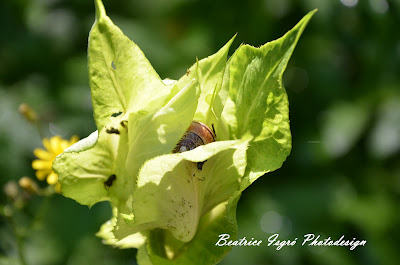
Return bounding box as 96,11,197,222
173,121,216,154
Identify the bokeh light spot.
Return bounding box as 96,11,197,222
340,0,358,7
369,0,389,14
260,211,283,233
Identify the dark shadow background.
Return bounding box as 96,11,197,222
1,0,399,264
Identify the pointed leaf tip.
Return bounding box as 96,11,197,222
226,34,237,47
95,0,106,19
303,9,318,25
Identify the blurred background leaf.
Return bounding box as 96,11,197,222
1,0,399,264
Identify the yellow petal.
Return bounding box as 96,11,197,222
50,136,64,155
60,140,69,151
34,148,54,161
46,171,58,185
32,160,53,170
42,138,52,153
69,135,79,145
35,169,51,181
54,182,61,193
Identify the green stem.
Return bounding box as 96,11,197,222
35,120,44,140
8,214,28,265
29,195,51,231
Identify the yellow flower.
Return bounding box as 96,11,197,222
32,135,79,192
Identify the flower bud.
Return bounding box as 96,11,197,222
19,103,38,123
19,177,39,194
3,181,19,200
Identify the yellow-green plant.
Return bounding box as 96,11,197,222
53,0,315,264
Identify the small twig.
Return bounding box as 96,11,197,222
7,213,28,265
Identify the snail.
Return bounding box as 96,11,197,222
173,121,216,170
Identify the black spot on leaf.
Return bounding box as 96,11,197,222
111,111,123,117
104,174,116,189
120,120,128,130
197,161,205,170
106,127,120,134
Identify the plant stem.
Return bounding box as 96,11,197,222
8,214,28,265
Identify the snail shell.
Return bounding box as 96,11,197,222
173,121,216,154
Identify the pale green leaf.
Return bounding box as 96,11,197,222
222,10,316,184
173,36,236,143
125,79,199,178
107,79,200,224
89,0,171,130
137,197,240,265
97,207,147,249
112,139,248,243
53,130,119,207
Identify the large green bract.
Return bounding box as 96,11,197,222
53,0,315,264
